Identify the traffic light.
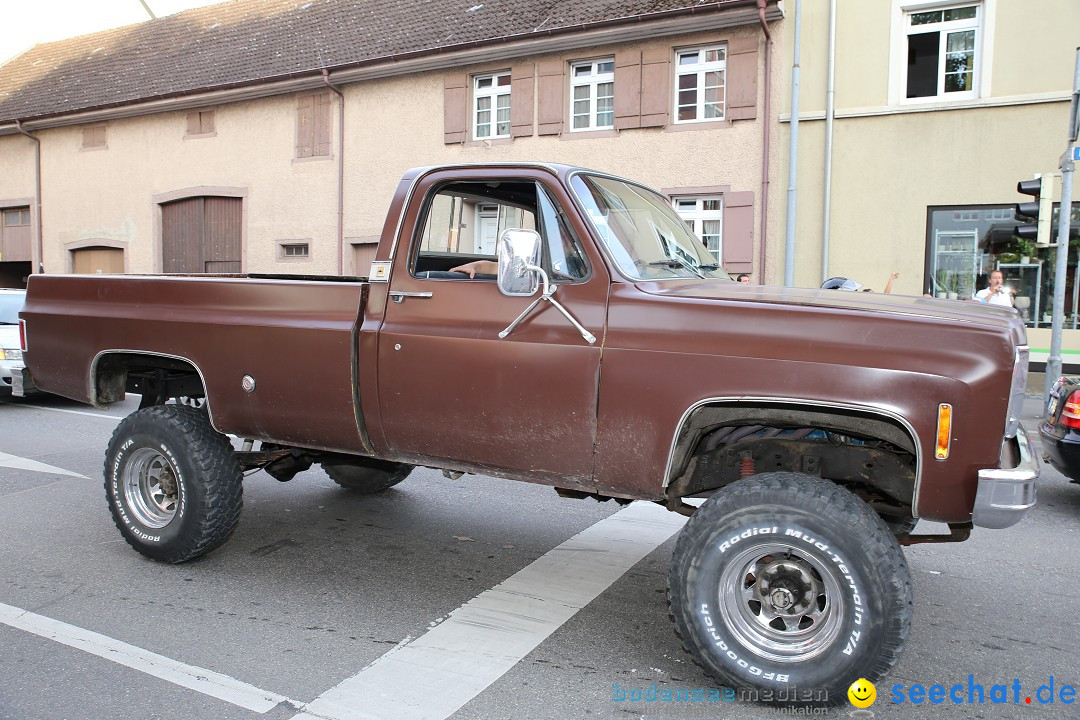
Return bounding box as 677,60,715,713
1015,175,1054,247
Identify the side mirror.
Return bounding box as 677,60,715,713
497,228,542,297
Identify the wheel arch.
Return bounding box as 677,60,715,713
91,349,216,425
664,397,923,514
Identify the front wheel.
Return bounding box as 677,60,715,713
669,472,912,705
104,405,242,563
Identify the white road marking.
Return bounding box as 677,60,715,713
10,404,124,421
0,451,87,479
290,500,687,720
0,601,292,713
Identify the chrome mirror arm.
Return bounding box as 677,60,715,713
498,265,596,345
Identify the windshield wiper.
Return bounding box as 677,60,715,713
649,258,705,279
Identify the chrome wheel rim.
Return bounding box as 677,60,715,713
122,447,179,529
718,542,845,663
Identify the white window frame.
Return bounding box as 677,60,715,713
889,0,993,106
672,196,723,263
473,72,512,140
569,58,615,132
673,45,727,124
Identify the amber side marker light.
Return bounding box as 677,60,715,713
935,404,952,460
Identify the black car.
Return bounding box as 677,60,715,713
1039,376,1080,483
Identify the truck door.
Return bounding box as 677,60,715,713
376,170,607,488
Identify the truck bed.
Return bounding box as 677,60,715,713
23,274,370,454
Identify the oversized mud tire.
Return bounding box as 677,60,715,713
104,405,242,563
322,460,412,493
669,472,912,705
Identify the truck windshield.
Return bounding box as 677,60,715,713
569,174,732,282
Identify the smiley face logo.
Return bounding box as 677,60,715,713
848,678,876,708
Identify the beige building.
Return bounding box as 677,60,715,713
0,0,783,287
777,0,1080,367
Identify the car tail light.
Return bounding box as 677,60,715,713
1060,390,1080,429
19,319,28,351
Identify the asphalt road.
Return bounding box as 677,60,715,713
0,390,1077,720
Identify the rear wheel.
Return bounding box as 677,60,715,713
322,459,412,493
669,472,912,705
104,405,242,563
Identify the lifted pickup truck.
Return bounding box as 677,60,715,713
21,163,1037,702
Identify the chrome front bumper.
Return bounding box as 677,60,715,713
973,425,1038,529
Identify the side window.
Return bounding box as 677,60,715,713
672,196,723,264
473,73,512,140
904,4,979,100
569,59,615,131
674,45,727,123
413,181,587,282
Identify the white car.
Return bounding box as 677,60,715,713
0,288,26,391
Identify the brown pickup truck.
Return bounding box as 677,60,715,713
20,163,1037,702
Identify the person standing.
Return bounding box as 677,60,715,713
974,270,1014,307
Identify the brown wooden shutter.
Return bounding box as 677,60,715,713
296,94,314,158
639,48,671,128
537,59,564,136
722,191,755,273
443,73,468,144
614,50,641,130
727,36,760,121
314,92,332,156
510,63,535,137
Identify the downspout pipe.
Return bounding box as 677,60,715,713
821,0,836,284
783,0,802,287
14,120,42,275
322,69,345,276
756,0,772,285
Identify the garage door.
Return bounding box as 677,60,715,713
72,247,124,274
161,196,242,273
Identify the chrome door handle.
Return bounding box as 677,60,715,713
389,291,434,303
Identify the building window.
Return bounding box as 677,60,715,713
473,73,511,140
905,4,979,100
186,110,215,136
82,125,107,149
570,59,615,131
279,242,310,259
3,208,30,227
673,197,723,262
296,92,332,158
674,45,727,123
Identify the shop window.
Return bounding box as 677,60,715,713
926,204,1080,328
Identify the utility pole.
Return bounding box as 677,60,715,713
1045,47,1080,402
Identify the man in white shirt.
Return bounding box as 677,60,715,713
974,270,1014,307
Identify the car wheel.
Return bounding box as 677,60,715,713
322,460,412,493
669,472,912,705
104,405,242,563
